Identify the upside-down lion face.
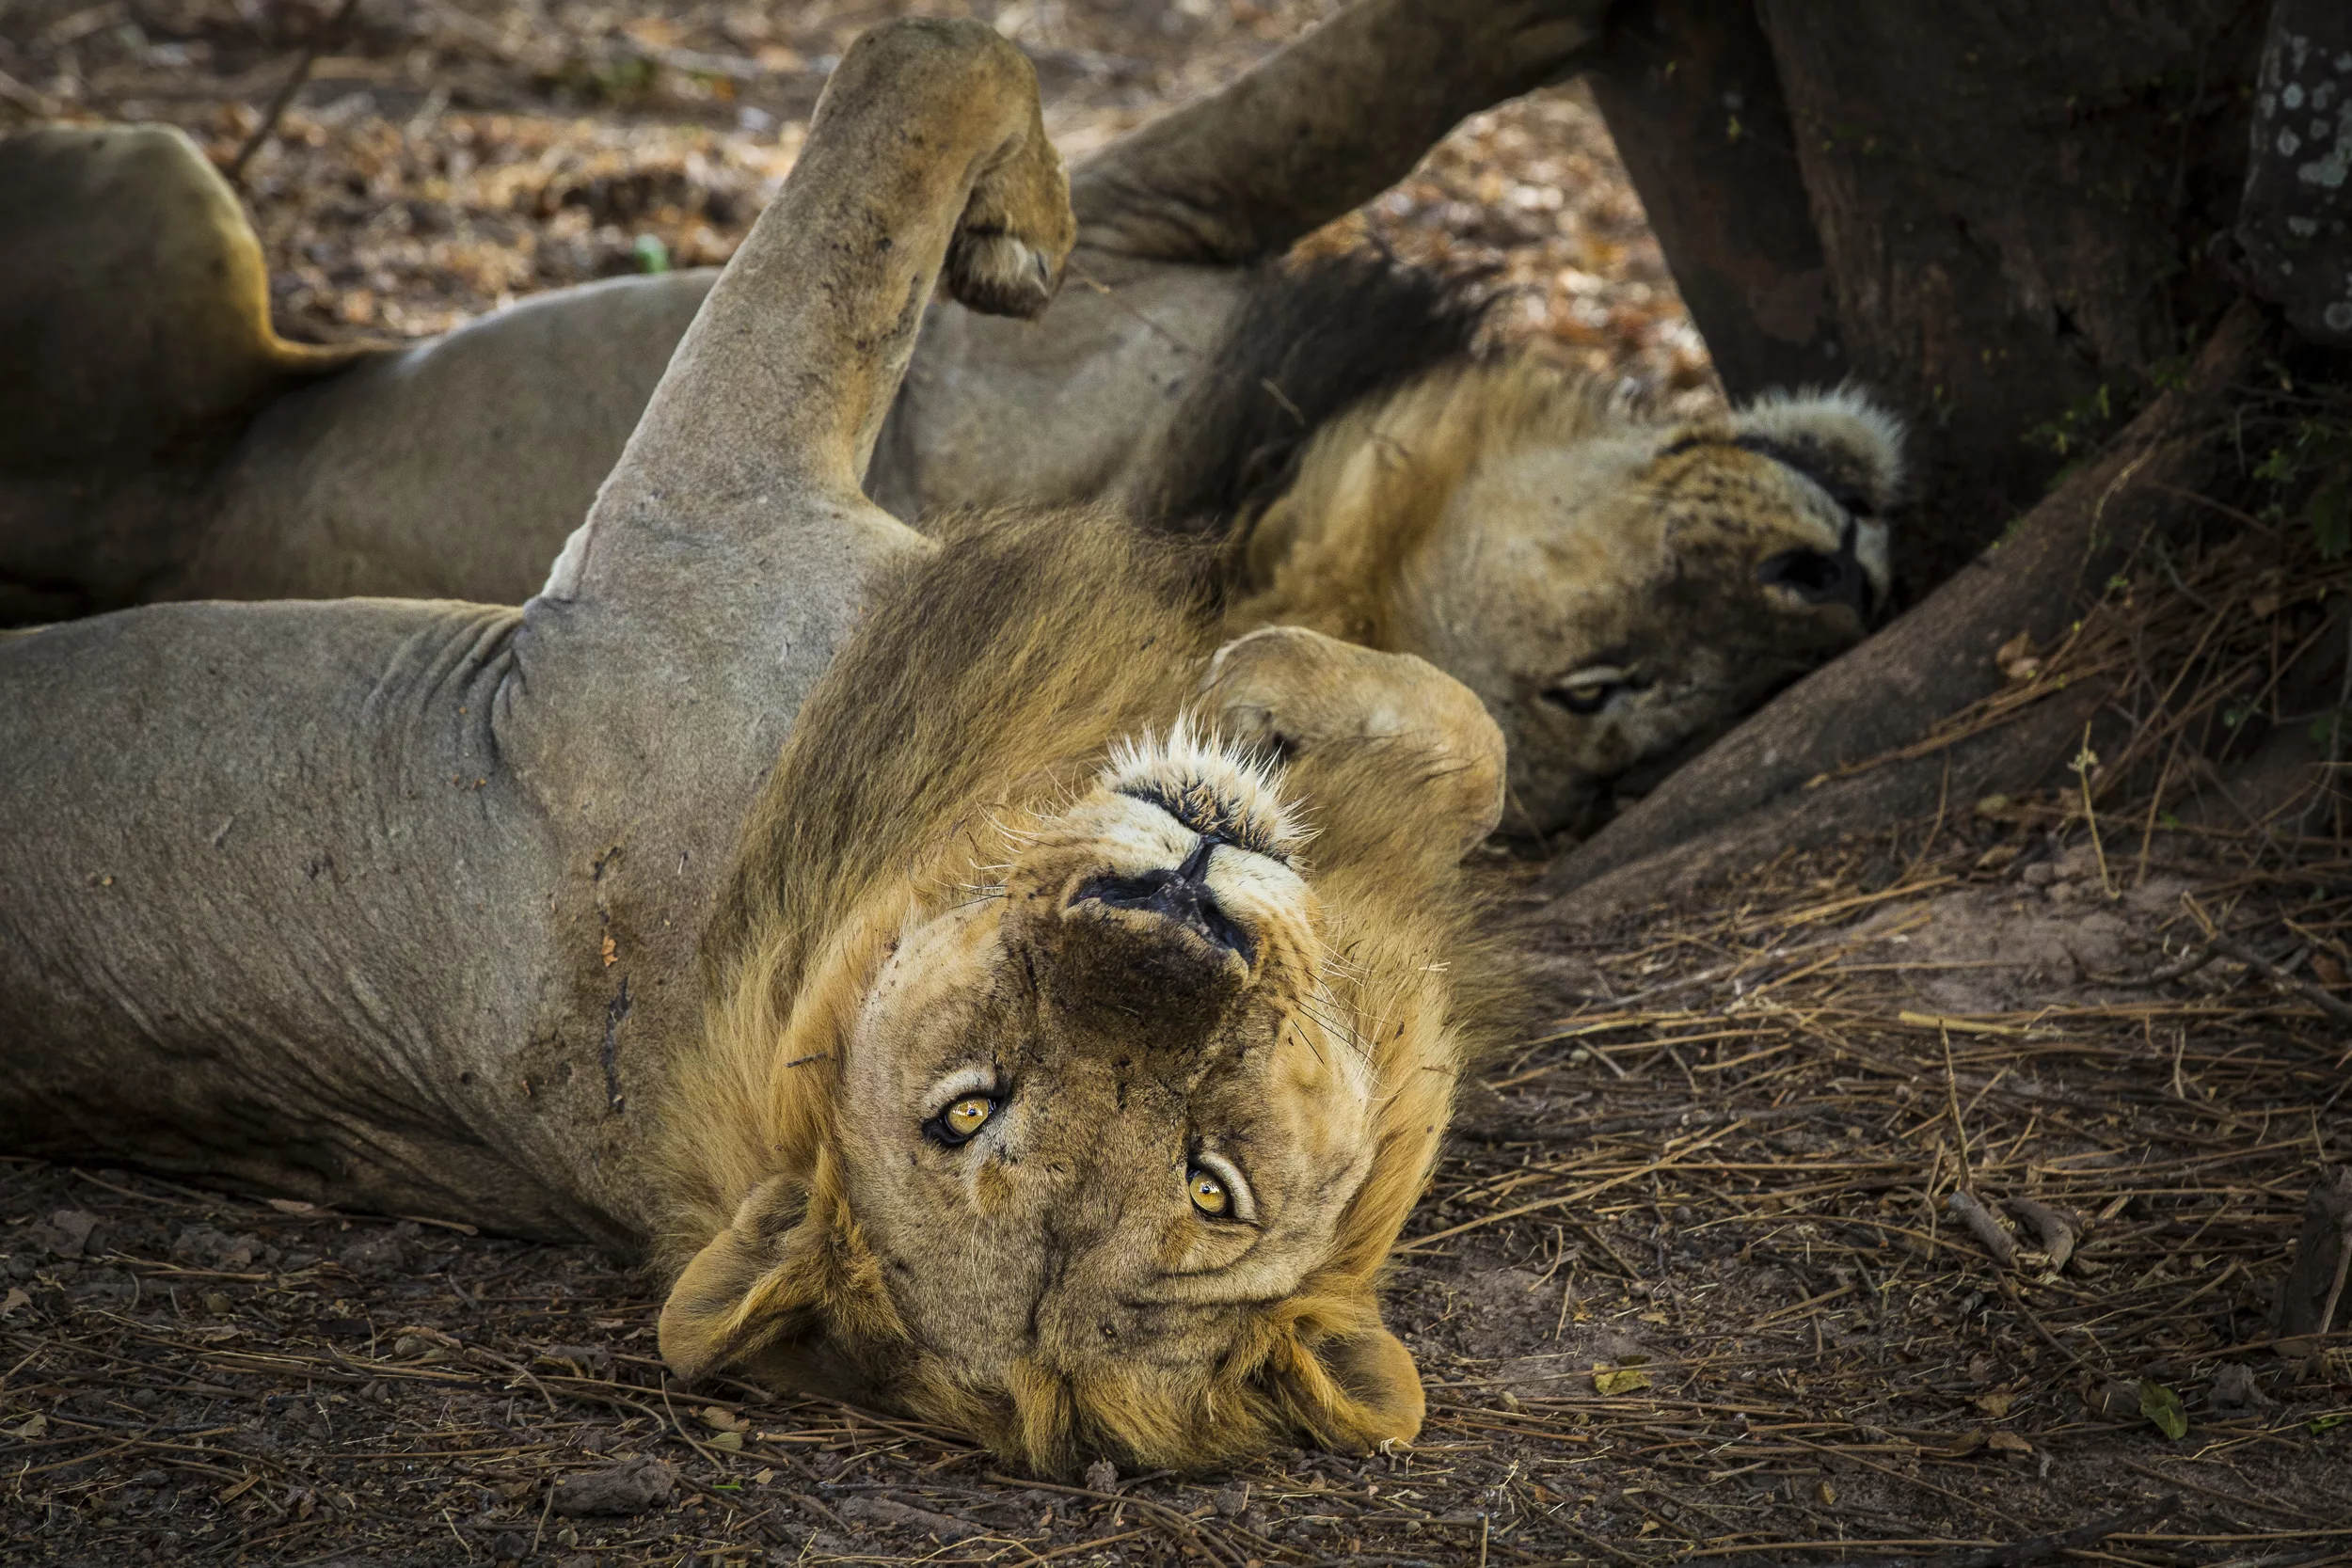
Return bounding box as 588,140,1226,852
1404,388,1903,838
842,738,1374,1385
662,728,1434,1474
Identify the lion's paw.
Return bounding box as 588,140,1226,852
944,228,1061,319
1201,626,1505,853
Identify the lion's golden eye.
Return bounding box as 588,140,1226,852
1187,1166,1230,1216
925,1092,998,1147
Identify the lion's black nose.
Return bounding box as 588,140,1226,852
1071,838,1254,967
1757,520,1876,620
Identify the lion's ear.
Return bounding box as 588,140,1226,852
1259,1312,1426,1453
659,1173,899,1387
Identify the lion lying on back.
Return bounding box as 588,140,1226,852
0,17,1509,1476
664,515,1508,1469
0,0,1900,837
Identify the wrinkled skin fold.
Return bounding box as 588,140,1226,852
0,18,1512,1476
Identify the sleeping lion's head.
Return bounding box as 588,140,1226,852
1230,361,1906,839
658,515,1496,1475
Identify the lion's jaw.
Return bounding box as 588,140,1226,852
834,735,1383,1442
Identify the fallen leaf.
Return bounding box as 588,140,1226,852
1995,631,2042,682
705,1429,743,1451
2138,1380,2189,1440
1593,1364,1653,1396
266,1198,318,1214
1988,1431,2032,1457
1974,1391,2014,1418
700,1405,749,1433
1813,1479,1836,1505
601,934,618,967
0,1288,29,1318
5,1414,46,1439
751,1468,775,1485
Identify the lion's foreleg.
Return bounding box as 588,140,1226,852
1068,0,1609,264
552,19,1074,616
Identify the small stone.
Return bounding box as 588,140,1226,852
338,1225,420,1279
2210,1363,2274,1411
41,1209,102,1259
2085,1377,2140,1419
1212,1485,1250,1518
491,1530,528,1561
1083,1458,1119,1494
552,1455,675,1517
2022,863,2058,888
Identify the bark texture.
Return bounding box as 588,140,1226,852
2233,0,2352,347
1587,0,1844,399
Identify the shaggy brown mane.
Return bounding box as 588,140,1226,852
669,506,1224,1255
1134,250,1494,543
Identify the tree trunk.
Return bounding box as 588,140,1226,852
1600,0,2267,596
2232,0,2352,349
1538,1,2336,907
1586,0,1844,398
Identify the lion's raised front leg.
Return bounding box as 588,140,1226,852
1200,625,1505,863
1070,0,1610,264
504,17,1079,822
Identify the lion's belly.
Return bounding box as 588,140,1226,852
0,600,630,1243
867,247,1249,520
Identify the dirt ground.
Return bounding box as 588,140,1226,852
5,3,2351,1565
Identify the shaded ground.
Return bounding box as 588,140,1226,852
5,3,2351,1565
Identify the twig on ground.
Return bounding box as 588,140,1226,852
230,0,364,185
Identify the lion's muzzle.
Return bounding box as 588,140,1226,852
1069,835,1255,968
1036,835,1263,1047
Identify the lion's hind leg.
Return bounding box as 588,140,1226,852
0,125,369,619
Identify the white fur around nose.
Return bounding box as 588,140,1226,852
1101,714,1310,861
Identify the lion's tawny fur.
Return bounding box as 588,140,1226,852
1227,356,1622,643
